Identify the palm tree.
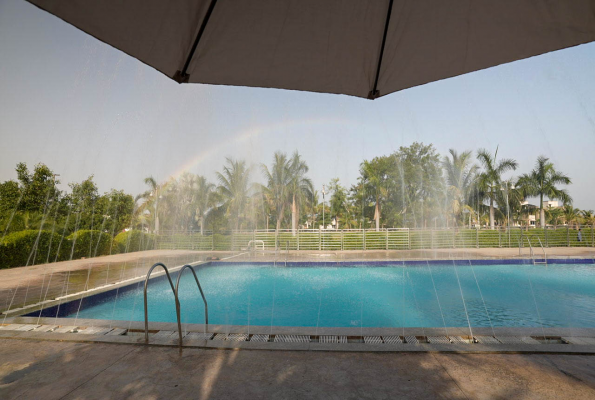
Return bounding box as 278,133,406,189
138,176,163,234
476,147,518,229
516,156,571,228
360,157,391,231
581,210,595,227
287,152,313,235
261,152,291,233
563,204,580,228
545,207,564,227
442,149,478,226
216,158,251,230
191,175,215,235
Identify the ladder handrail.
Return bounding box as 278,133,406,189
174,264,209,346
518,236,534,259
144,262,180,344
534,237,547,264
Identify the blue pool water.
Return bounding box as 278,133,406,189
58,261,595,328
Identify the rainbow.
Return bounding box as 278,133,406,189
165,116,361,182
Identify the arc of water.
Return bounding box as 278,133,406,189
406,270,425,339
425,261,448,337
468,260,495,338
451,261,473,340
525,265,547,340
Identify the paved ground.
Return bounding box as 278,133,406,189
0,339,594,399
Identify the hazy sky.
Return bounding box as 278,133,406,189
1,0,594,209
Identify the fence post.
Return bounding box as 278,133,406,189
363,229,366,250
452,229,455,249
408,228,411,250
297,229,300,251
545,226,548,247
498,228,501,248
211,231,214,251
592,224,594,247
340,230,344,251
567,225,570,247
386,229,389,250
319,229,321,251
476,228,479,249
430,229,434,250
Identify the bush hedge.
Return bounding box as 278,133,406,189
114,230,155,253
0,230,63,269
64,230,113,260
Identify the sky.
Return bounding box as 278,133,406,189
1,0,595,209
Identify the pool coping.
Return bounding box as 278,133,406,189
2,317,595,354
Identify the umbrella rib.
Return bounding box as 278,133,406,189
174,0,219,83
368,0,394,100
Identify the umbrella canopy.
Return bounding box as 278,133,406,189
28,0,595,99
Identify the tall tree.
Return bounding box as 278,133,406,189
192,175,216,235
261,152,291,233
360,156,392,231
476,147,518,229
517,156,571,228
287,152,313,235
442,149,478,226
217,158,251,230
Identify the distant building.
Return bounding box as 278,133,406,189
544,200,559,209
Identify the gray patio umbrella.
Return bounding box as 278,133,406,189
27,0,595,99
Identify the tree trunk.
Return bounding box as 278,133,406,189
374,198,380,232
276,203,285,233
489,197,495,229
291,195,297,236
540,193,545,228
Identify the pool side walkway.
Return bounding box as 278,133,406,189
1,338,594,399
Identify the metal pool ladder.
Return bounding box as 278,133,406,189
143,263,208,346
533,237,547,265
519,237,547,265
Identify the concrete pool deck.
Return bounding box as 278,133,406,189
1,338,594,399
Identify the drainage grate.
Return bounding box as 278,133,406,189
213,333,228,341
53,326,78,333
78,327,113,335
33,325,58,332
14,324,40,331
339,336,348,344
363,336,383,344
383,336,403,344
449,336,471,344
497,336,527,344
404,336,419,344
250,334,270,342
319,335,338,344
153,330,175,338
474,336,501,344
521,337,541,345
106,328,127,336
0,324,25,330
227,333,248,342
274,335,310,343
185,332,213,340
427,336,451,344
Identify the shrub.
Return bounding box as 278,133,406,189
64,230,113,260
0,230,63,269
114,230,155,253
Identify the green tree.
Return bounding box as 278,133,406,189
217,158,251,230
476,147,518,229
287,152,313,235
359,156,392,231
442,149,478,226
261,152,291,233
517,156,571,228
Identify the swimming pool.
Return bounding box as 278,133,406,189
31,260,595,329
